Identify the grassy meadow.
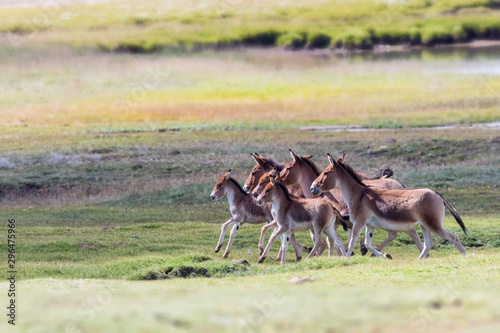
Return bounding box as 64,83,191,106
0,1,500,332
1,126,499,332
2,0,500,51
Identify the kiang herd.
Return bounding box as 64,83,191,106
210,149,468,265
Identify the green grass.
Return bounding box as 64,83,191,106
3,278,499,332
2,0,500,51
3,217,498,282
2,218,500,332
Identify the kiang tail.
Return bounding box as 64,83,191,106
436,191,468,236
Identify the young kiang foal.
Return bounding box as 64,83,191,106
243,153,311,258
256,173,346,265
282,149,423,256
243,152,303,197
311,154,468,259
252,170,331,257
210,170,303,259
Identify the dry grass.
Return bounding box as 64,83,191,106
1,46,499,131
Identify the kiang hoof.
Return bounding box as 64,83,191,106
257,257,265,264
361,248,368,256
222,253,229,259
296,256,302,262
214,248,220,253
383,253,393,260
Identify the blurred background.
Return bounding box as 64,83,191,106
0,1,499,332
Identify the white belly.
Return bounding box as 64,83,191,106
367,215,420,232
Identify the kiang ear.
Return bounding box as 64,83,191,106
270,168,279,178
254,153,267,167
327,153,336,166
224,169,232,179
289,148,299,161
250,153,260,164
270,175,276,186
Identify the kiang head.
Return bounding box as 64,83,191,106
310,154,340,196
210,169,231,201
243,153,269,193
280,149,314,185
251,169,271,198
255,169,280,205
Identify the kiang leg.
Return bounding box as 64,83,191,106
323,223,346,256
259,220,277,256
346,221,365,257
215,217,238,254
258,225,286,264
222,222,242,258
365,226,391,259
289,233,303,261
374,231,398,252
418,225,433,259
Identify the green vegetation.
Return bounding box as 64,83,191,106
3,217,499,281
2,0,500,52
1,128,499,282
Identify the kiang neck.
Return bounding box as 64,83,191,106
335,166,363,207
225,182,244,206
298,170,319,199
271,187,289,215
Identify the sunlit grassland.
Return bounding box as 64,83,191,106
1,45,500,131
1,219,500,332
2,0,500,51
2,215,498,281
4,277,500,333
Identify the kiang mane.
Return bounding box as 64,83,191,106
337,161,367,187
301,157,321,176
263,157,284,171
229,177,248,195
276,181,292,201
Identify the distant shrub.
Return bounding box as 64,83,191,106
409,29,422,45
129,17,151,26
7,24,33,34
242,30,280,46
450,26,468,42
421,28,454,46
370,28,411,45
306,32,332,49
339,31,373,49
483,22,500,38
277,32,307,49
113,41,162,53
461,21,481,39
